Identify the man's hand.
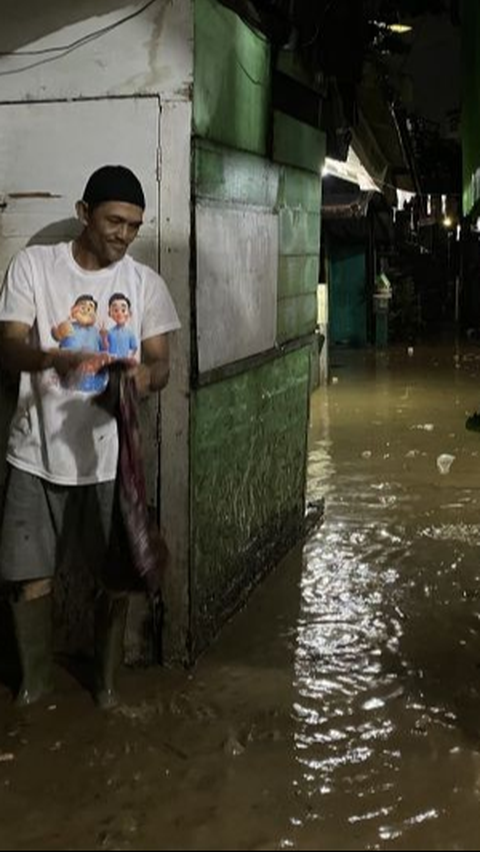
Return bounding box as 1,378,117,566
0,321,77,376
132,334,170,397
0,323,171,397
49,350,114,380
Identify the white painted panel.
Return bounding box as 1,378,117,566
0,0,193,102
0,98,159,280
196,205,278,373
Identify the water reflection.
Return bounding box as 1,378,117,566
288,347,480,851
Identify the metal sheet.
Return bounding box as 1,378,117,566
196,204,278,373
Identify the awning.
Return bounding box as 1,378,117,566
323,147,380,192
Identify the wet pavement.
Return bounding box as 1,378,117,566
2,345,480,850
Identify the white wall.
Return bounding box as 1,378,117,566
0,0,193,101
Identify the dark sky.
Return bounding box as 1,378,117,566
389,12,461,128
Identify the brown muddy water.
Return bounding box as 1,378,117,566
2,345,480,850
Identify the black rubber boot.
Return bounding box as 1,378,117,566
11,595,54,707
94,592,129,710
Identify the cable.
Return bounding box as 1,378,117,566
0,0,158,55
0,0,158,74
0,0,265,85
0,41,103,76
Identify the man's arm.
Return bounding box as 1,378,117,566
0,321,98,378
132,334,170,397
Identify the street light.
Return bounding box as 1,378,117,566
388,23,413,34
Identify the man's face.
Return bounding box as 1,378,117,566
82,201,144,267
109,299,131,327
71,299,97,327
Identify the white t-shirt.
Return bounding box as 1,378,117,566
0,242,181,486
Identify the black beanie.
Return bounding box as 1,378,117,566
82,165,146,210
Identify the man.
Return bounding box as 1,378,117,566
0,165,180,709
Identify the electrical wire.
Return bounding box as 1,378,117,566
0,0,159,76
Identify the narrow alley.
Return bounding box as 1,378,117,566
2,344,480,851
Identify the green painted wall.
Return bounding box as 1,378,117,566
193,0,325,346
190,347,311,655
273,111,326,174
191,1,325,656
461,0,480,214
278,256,320,299
194,0,271,155
276,160,323,343
194,140,279,209
194,139,324,343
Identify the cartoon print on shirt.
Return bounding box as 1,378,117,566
102,293,139,360
51,294,108,394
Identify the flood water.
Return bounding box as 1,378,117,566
2,345,480,850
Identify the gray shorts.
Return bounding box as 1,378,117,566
0,466,131,589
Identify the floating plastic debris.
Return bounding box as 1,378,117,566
436,454,456,475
